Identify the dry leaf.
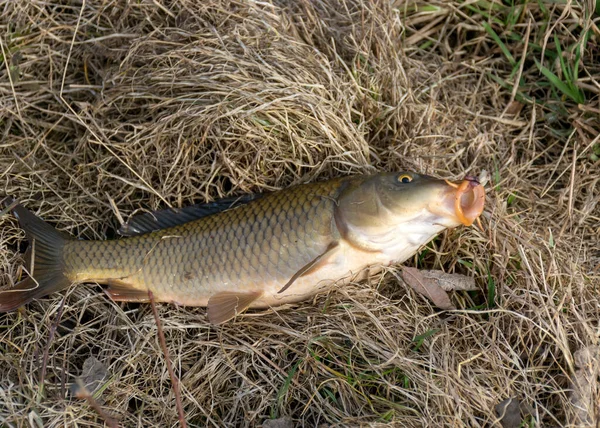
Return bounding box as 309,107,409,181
263,416,294,428
494,397,521,428
420,270,477,291
570,345,600,427
71,356,108,400
505,100,524,116
80,356,108,395
401,267,455,310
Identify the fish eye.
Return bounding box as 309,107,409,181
397,174,413,184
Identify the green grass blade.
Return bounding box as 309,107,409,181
574,29,591,79
487,269,496,309
271,359,302,418
412,329,440,352
553,34,572,83
464,4,504,25
482,22,516,65
534,58,584,103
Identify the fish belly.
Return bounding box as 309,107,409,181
252,240,388,308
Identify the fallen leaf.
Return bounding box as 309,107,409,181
494,397,521,428
401,267,455,310
505,100,524,116
81,356,107,394
70,356,107,400
478,169,490,187
570,345,600,427
262,416,294,428
420,270,477,291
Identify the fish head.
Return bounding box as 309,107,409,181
335,172,485,257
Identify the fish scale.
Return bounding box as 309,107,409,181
62,178,343,305
0,172,485,324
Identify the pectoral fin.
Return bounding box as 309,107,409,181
207,290,263,324
277,241,339,294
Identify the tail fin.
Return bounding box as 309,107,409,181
0,198,72,312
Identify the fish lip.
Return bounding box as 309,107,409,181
430,177,485,227
443,178,486,226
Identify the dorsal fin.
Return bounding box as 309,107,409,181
118,193,264,236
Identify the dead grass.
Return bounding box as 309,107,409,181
0,0,598,426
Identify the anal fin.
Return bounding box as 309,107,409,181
104,279,150,303
207,290,263,324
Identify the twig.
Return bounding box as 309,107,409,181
73,380,119,428
39,294,67,393
148,291,187,427
567,143,577,220
505,18,531,112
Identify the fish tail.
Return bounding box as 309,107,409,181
0,198,72,312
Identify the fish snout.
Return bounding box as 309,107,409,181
443,178,486,226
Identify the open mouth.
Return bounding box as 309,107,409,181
444,177,486,226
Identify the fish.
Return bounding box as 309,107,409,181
0,172,485,324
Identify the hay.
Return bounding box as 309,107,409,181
0,0,598,426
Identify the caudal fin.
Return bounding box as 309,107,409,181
0,198,72,312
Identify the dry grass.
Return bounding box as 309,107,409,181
0,0,598,426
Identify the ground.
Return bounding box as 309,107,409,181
0,1,598,427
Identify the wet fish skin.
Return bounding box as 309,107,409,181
0,172,485,323
64,178,344,306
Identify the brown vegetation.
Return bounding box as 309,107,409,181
0,0,598,426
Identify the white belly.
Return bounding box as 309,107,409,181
252,238,422,308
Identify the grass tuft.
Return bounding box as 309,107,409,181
0,0,598,426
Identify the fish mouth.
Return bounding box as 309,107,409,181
442,177,486,226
